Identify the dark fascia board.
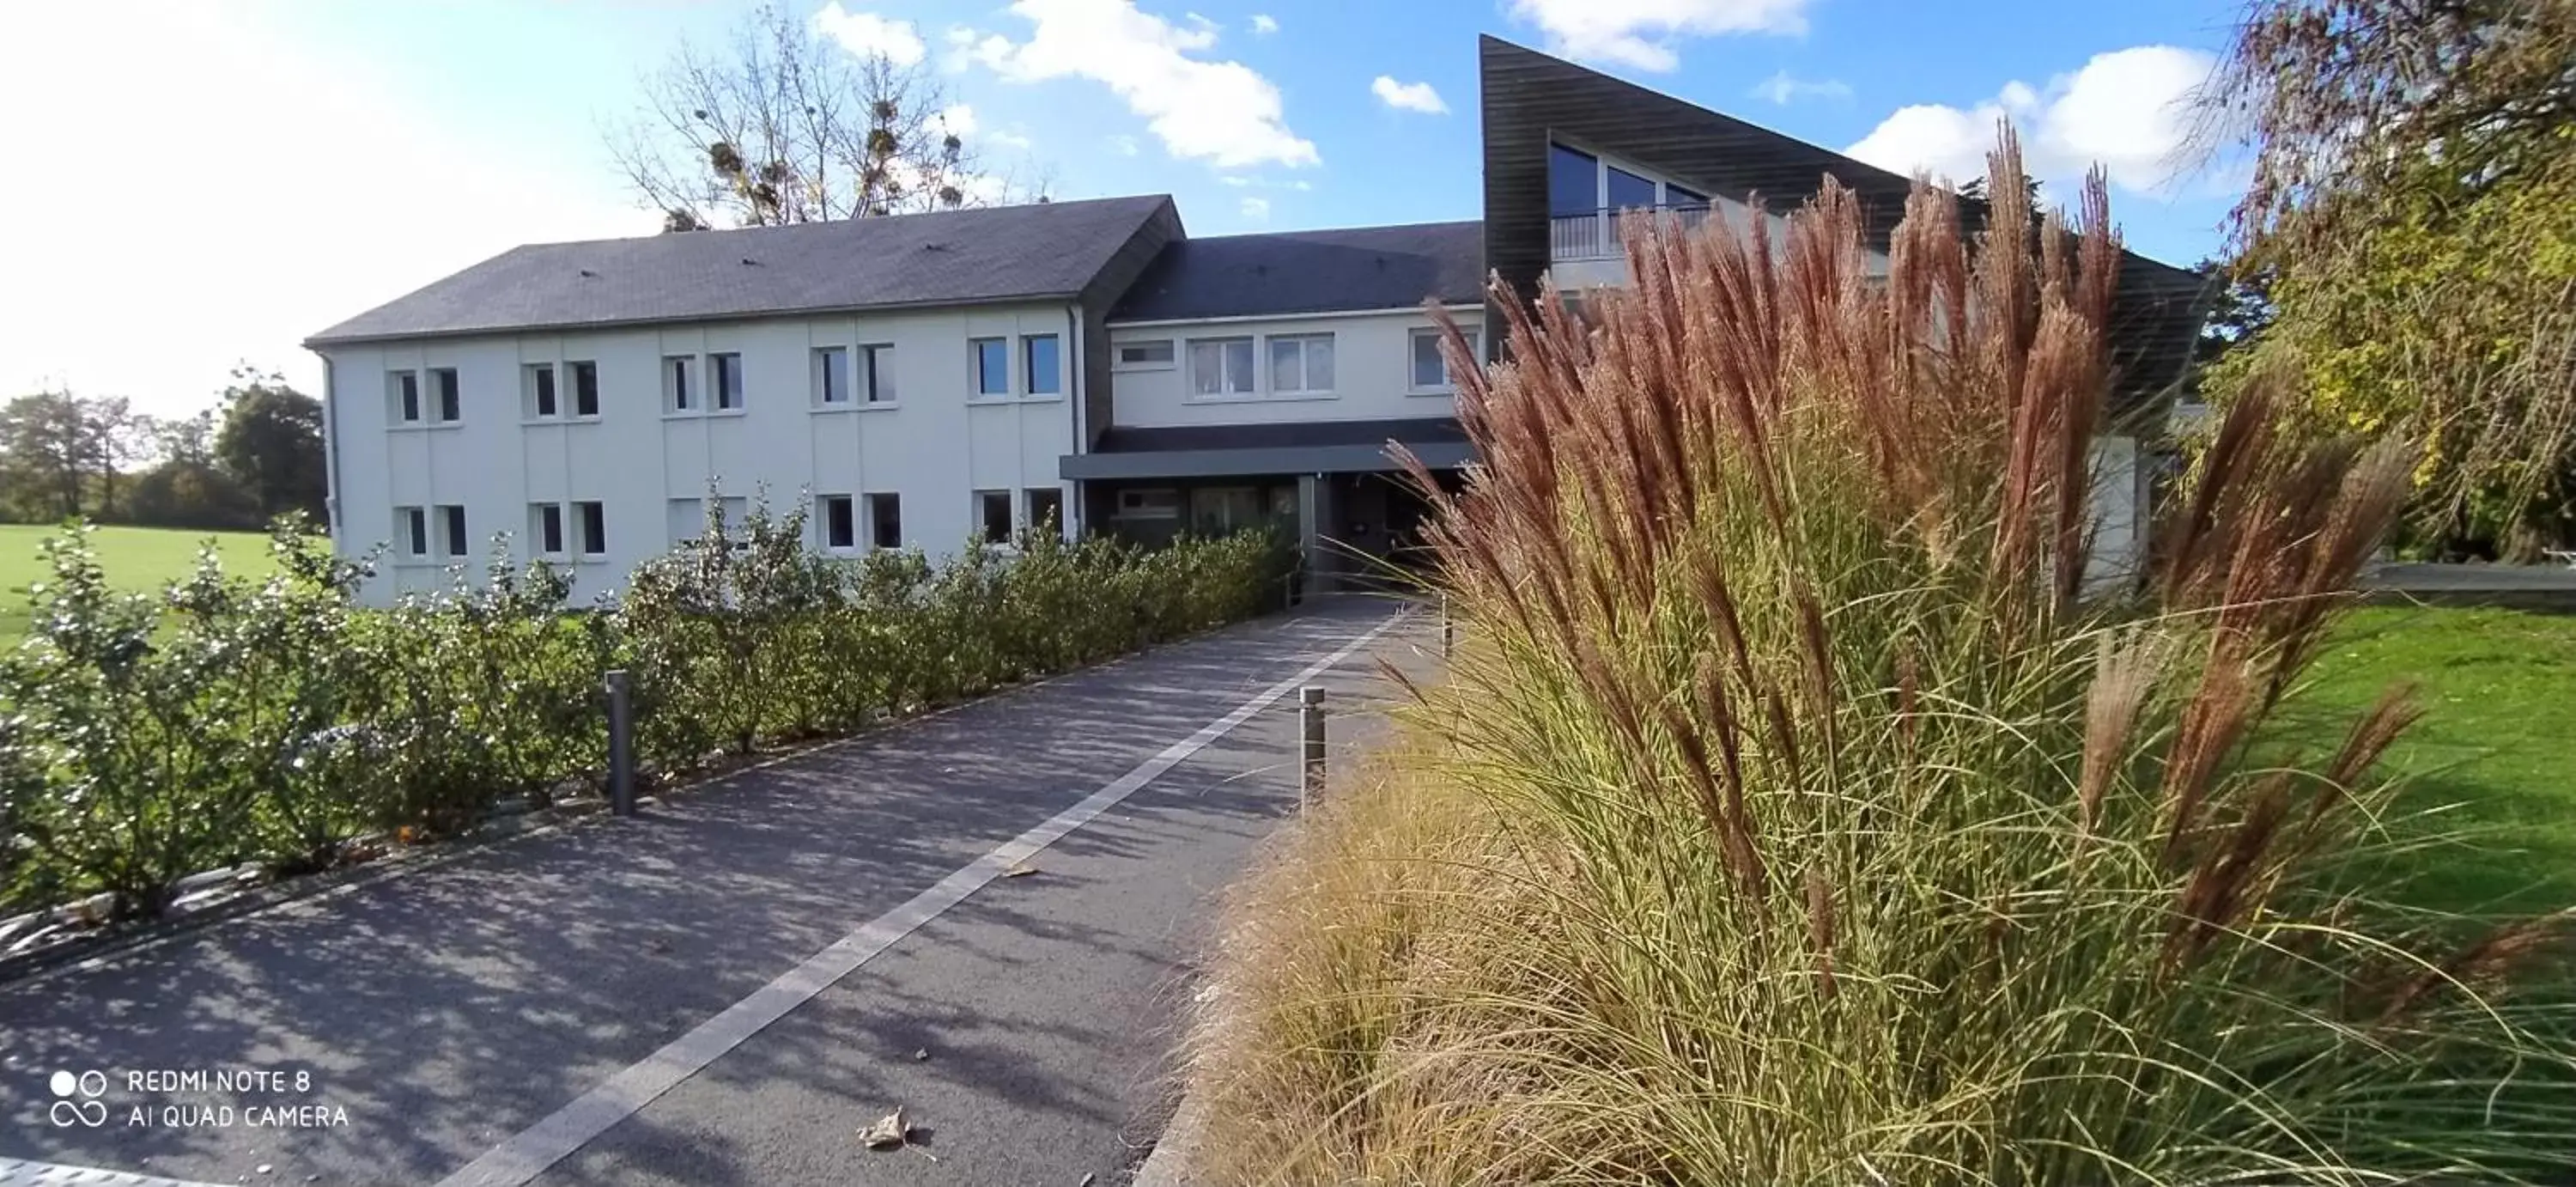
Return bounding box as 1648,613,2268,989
1060,441,1476,481
301,290,1089,350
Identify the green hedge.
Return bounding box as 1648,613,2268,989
0,504,1287,921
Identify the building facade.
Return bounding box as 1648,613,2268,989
307,36,2205,604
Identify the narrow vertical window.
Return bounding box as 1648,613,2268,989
970,338,1008,396
430,368,461,422
866,492,902,549
570,361,600,417
865,344,896,402
1024,487,1064,535
712,352,744,410
820,495,856,549
815,347,849,405
389,371,421,423
531,503,565,556
976,490,1012,544
1024,334,1060,396
439,504,468,557
526,364,558,418
665,356,696,412
576,501,606,556
398,506,428,557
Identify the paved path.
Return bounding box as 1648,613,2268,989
0,598,1427,1186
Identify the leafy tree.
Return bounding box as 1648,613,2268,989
606,3,1011,230
2198,0,2576,555
214,367,327,522
0,391,94,519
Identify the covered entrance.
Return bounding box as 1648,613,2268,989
1060,417,1473,594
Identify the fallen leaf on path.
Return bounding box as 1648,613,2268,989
913,1048,929,1062
861,1107,909,1150
1005,862,1038,878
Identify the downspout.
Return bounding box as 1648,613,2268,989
320,353,343,541
1066,301,1086,538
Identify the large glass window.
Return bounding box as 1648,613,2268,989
815,347,850,405
1607,165,1657,210
1412,327,1479,391
1268,334,1334,393
1188,338,1256,397
1548,143,1599,216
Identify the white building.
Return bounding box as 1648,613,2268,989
307,36,2202,604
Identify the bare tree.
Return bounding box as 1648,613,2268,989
607,3,1016,230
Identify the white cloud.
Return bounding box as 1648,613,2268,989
1844,46,2215,196
989,128,1036,149
813,3,927,67
933,103,979,137
1108,134,1141,155
1251,13,1279,33
1240,197,1271,220
0,4,650,418
962,0,1319,168
1370,76,1449,114
1219,174,1252,186
1749,70,1850,105
1508,0,1810,71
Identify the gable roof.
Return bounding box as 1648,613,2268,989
306,196,1182,347
1109,221,1485,322
1476,35,2211,411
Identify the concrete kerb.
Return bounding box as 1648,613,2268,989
0,599,1400,990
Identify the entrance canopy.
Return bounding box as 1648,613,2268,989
1060,417,1474,481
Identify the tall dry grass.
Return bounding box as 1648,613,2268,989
1182,136,2576,1184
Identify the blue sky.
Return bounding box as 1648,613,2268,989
2,0,2247,418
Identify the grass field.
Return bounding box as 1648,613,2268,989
2299,603,2576,917
0,524,276,640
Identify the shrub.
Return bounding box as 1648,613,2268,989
1186,137,2576,1183
0,506,1280,921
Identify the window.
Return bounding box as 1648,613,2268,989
976,490,1012,544
1607,164,1657,210
430,368,461,422
1268,334,1334,394
1115,340,1175,370
1024,335,1060,396
1668,182,1709,208
1188,338,1255,397
388,371,422,423
438,504,468,557
1025,487,1064,533
665,498,702,544
576,501,606,556
971,338,1009,397
1411,327,1480,391
530,503,566,557
711,352,744,410
569,362,600,417
665,356,696,412
815,347,851,405
1115,488,1180,520
818,494,856,550
1548,143,1599,216
866,492,902,549
1192,487,1264,535
864,344,896,403
397,505,428,557
526,364,558,419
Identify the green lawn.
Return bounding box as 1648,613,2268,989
0,524,277,641
2299,604,2576,918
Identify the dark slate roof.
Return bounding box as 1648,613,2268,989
1092,417,1467,453
1109,222,1485,322
307,196,1182,346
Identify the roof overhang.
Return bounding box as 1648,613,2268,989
1061,440,1474,481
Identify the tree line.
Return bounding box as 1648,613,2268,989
0,366,325,533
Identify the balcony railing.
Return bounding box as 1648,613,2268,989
1549,204,1715,262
